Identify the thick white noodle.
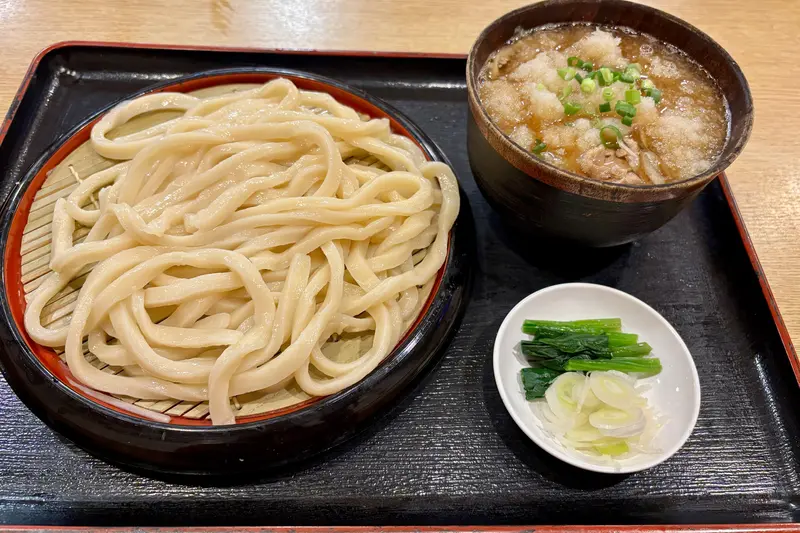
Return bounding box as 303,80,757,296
24,78,459,425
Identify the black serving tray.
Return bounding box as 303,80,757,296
0,43,798,527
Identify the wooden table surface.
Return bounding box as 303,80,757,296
0,0,798,343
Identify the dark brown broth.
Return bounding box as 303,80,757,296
478,24,728,184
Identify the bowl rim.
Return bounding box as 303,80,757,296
466,0,754,201
0,67,458,431
492,282,701,474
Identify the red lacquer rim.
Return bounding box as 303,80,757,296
0,525,799,532
718,174,800,381
2,68,447,426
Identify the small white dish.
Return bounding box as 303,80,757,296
493,282,700,474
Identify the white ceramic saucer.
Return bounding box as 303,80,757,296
493,282,701,474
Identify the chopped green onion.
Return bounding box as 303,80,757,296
567,56,581,67
623,65,641,82
557,67,577,81
574,72,584,84
563,101,582,115
625,88,641,105
598,67,613,86
624,70,640,82
560,85,573,101
615,100,637,117
598,102,611,113
531,140,547,154
602,87,615,101
643,87,663,103
641,79,655,90
580,78,596,93
536,83,546,91
619,72,635,84
581,60,593,71
649,88,662,104
599,124,622,149
612,71,621,82
621,115,633,126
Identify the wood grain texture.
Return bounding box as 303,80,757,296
0,0,799,344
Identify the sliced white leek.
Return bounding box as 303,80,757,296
589,371,645,411
590,407,646,437
545,372,586,422
532,371,665,461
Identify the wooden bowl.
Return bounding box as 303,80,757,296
0,68,472,476
466,0,753,247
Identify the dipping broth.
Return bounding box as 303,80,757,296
478,24,729,185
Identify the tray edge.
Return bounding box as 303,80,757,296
717,174,800,384
0,524,799,532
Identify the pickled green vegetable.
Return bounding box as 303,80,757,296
521,318,621,334
610,342,652,357
529,325,637,348
520,367,562,400
564,357,662,375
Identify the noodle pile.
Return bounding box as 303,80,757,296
23,78,459,425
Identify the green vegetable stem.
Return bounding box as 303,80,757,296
610,342,652,358
607,332,638,348
564,357,662,375
517,317,662,401
538,334,611,358
530,325,637,348
521,318,622,335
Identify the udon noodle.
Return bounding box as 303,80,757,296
23,78,459,425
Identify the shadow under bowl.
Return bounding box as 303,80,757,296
466,0,753,247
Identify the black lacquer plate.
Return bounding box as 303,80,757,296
0,67,473,475
0,44,797,527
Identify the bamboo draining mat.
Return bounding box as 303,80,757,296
18,83,383,421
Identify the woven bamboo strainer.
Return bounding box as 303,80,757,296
18,82,403,423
